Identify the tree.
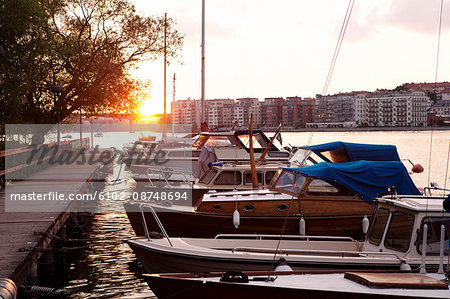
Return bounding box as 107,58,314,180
0,0,183,134
426,91,438,104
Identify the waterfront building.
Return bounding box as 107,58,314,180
314,93,357,124
438,88,450,102
281,97,302,128
262,97,284,129
206,99,235,128
172,98,202,130
236,98,259,127
366,90,431,127
298,97,316,127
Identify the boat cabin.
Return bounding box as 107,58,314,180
363,195,450,259
196,163,281,190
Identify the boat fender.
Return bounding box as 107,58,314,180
362,215,369,235
233,209,240,228
412,164,424,173
400,261,411,271
220,271,249,283
274,258,293,272
299,217,306,236
0,278,17,299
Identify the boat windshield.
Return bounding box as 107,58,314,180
272,170,305,195
198,168,218,185
237,133,267,150
193,135,237,148
384,211,414,253
192,135,208,147
289,149,325,166
368,208,390,246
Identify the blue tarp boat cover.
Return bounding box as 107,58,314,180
284,161,420,204
299,141,401,162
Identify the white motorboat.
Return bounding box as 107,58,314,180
144,270,450,299
127,192,450,273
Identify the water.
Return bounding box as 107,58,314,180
27,130,449,298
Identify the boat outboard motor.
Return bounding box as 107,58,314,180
0,278,17,299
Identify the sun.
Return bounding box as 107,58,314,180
139,100,154,118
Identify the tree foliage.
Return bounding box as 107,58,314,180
0,0,183,128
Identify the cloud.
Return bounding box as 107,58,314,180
370,0,449,35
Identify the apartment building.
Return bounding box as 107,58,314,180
172,99,201,129
207,99,235,128
263,97,284,128
366,90,431,127
314,93,355,123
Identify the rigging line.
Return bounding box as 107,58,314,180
435,0,444,83
443,141,450,194
324,0,355,95
325,0,355,94
322,0,352,95
267,133,314,279
322,0,355,95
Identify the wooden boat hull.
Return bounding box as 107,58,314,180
124,202,373,240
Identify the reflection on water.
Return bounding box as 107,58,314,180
27,168,155,299
63,169,154,298
63,211,153,299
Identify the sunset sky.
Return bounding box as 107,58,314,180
132,0,450,114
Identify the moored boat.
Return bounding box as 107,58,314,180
127,192,450,274
144,270,450,299
124,159,419,239
124,130,293,176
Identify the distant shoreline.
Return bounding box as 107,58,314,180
280,126,450,133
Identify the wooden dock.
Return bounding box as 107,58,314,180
0,147,107,286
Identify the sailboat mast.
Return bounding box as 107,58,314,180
172,73,176,137
201,0,206,124
163,13,167,137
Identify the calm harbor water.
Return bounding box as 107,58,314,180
26,130,449,298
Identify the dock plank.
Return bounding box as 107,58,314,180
0,153,104,284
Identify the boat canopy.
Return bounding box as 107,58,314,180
283,161,420,204
299,141,400,162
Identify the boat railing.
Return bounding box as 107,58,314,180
139,203,173,247
230,247,402,260
214,234,356,242
145,167,193,187
422,186,450,197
